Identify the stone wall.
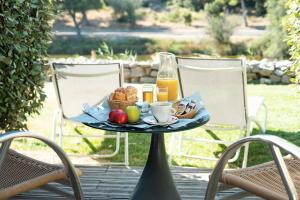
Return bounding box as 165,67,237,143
49,57,295,84
246,59,294,84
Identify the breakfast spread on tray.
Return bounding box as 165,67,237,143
95,84,200,126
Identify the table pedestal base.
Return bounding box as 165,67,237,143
131,133,181,200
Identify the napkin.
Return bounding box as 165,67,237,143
70,98,110,123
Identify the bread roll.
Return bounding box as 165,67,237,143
114,91,126,101
126,86,137,95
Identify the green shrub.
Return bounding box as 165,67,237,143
97,42,137,60
48,36,155,55
168,7,181,22
264,0,289,59
206,16,236,45
183,11,192,25
248,37,269,57
108,0,141,26
0,0,56,131
285,0,300,83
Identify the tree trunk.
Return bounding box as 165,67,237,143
80,10,90,26
240,0,248,27
70,11,81,38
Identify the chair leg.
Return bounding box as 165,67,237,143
262,102,268,134
168,133,177,165
124,132,129,166
178,132,183,156
242,122,252,168
58,111,63,147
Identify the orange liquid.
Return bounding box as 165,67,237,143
156,79,179,101
157,92,168,101
143,91,153,103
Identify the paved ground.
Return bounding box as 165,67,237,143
52,26,265,40
13,166,261,200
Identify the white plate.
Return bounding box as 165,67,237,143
143,115,178,126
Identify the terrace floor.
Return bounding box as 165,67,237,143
13,165,262,200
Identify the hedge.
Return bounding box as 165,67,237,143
0,0,56,131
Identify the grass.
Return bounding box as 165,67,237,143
18,84,300,168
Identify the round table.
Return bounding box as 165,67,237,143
85,110,209,200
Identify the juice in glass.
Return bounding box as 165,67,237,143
156,87,168,101
142,85,154,104
156,79,179,101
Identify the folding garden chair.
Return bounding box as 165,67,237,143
0,130,83,199
168,58,267,168
52,63,128,166
205,135,300,200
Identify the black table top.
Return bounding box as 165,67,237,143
84,109,210,134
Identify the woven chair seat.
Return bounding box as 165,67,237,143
220,157,300,200
0,150,81,199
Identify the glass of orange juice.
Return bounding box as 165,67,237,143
156,87,168,102
142,85,154,104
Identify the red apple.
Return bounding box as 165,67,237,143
109,109,121,122
115,112,128,124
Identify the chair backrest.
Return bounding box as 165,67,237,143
52,63,122,119
176,58,247,127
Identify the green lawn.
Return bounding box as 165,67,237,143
17,84,300,168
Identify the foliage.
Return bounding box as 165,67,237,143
206,16,235,45
108,0,141,26
253,0,266,16
263,0,289,59
284,0,300,83
183,11,192,25
62,0,104,36
97,42,137,60
0,0,56,131
48,36,155,55
205,0,237,55
172,0,212,11
248,36,269,57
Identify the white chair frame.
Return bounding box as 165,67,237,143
52,63,128,166
168,58,267,168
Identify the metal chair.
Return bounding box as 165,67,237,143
0,130,83,199
168,58,267,168
205,135,300,200
52,63,128,166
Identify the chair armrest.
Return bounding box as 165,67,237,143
0,131,83,200
205,135,300,200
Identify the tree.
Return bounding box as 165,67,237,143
108,0,141,26
62,0,104,37
0,0,56,131
263,0,289,58
285,0,300,83
240,0,248,27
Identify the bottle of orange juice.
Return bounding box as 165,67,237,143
156,52,179,102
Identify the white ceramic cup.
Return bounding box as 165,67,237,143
151,102,176,123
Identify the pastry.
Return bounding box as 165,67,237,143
126,93,136,101
113,91,126,101
115,87,126,94
126,86,137,95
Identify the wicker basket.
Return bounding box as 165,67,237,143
108,99,137,111
173,101,198,119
